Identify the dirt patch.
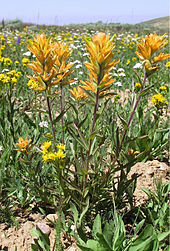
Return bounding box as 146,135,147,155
128,160,169,205
0,160,169,250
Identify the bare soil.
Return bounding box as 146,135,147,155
0,160,169,251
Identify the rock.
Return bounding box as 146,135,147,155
29,213,43,221
36,222,51,235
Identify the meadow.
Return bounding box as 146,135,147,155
0,23,169,250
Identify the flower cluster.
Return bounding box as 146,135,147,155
22,57,30,67
39,120,48,128
159,85,167,93
151,93,168,109
42,141,65,163
0,70,21,85
16,137,32,154
136,33,170,73
27,34,74,92
0,57,12,66
69,86,88,101
79,32,119,98
135,82,142,92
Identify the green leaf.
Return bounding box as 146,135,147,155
70,202,79,224
86,239,101,250
139,85,154,97
92,214,102,237
68,127,88,150
31,244,39,251
96,233,113,250
128,225,155,251
141,187,152,198
103,221,114,247
53,106,70,124
78,115,88,128
164,246,170,251
77,243,93,251
117,114,128,131
134,219,145,235
157,230,170,242
78,197,89,227
21,112,36,127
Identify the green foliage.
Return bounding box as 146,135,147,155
0,24,169,250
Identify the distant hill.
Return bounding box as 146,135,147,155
138,16,169,30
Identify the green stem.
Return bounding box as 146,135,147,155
60,84,64,144
118,73,147,157
83,65,102,196
85,88,100,172
46,95,56,146
105,73,148,181
8,83,15,142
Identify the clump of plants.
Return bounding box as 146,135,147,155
0,28,169,250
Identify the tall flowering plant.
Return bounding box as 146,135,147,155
27,34,74,144
79,33,119,177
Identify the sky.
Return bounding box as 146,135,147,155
0,0,169,25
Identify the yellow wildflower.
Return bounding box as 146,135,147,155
57,143,65,151
48,152,57,161
56,149,65,159
135,82,142,92
126,59,130,65
11,77,17,84
165,62,170,68
42,141,52,154
114,94,120,102
159,86,167,92
22,58,29,67
151,93,168,107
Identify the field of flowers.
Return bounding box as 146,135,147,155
0,25,169,250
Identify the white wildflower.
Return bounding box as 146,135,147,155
117,68,125,72
23,51,31,56
118,72,126,77
115,81,122,87
39,121,48,128
133,63,142,69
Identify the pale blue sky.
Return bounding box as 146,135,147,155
1,0,169,25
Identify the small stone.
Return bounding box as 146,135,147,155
159,164,165,170
1,233,5,238
29,213,43,221
36,222,51,235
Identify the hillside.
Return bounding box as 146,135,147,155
138,16,169,30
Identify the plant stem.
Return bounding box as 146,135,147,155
85,88,100,172
83,66,102,196
86,65,102,173
46,95,56,146
118,73,147,156
60,84,64,144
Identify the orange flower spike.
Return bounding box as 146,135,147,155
153,53,170,63
51,40,74,86
16,137,32,153
27,34,53,67
136,33,170,62
69,87,88,101
82,32,119,97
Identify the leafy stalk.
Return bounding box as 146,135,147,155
46,94,56,146
60,83,64,144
